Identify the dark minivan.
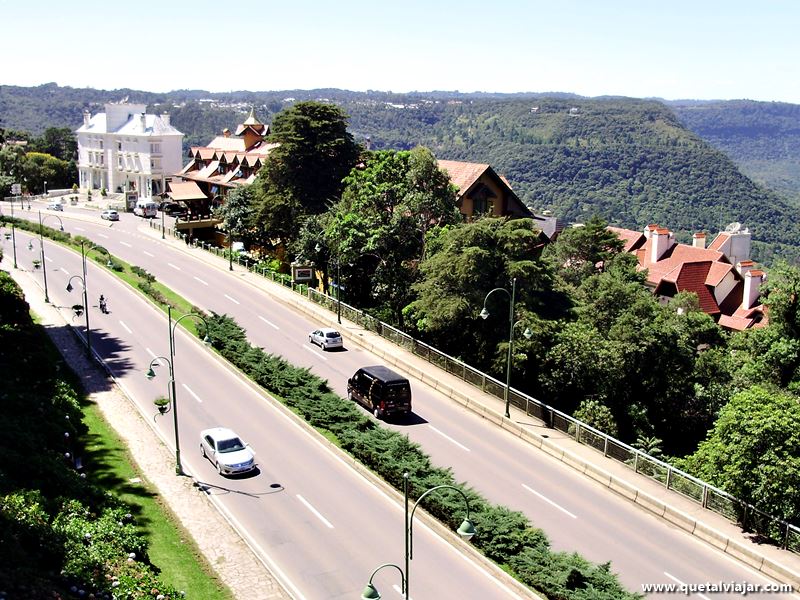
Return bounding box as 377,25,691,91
347,365,412,419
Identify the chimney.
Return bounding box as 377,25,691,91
223,128,231,138
650,227,672,262
83,110,91,126
692,232,706,249
643,224,658,240
736,259,754,277
161,112,170,126
743,270,764,310
139,112,146,131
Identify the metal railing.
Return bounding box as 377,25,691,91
150,220,800,555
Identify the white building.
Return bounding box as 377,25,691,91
75,102,183,200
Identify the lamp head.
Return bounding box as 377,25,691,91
523,327,533,340
145,367,157,380
27,241,33,251
202,334,212,346
106,259,113,268
457,518,476,541
314,243,322,253
60,225,64,232
66,282,73,293
360,583,381,600
479,307,490,320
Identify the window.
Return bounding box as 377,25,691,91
150,143,161,154
117,141,122,151
99,141,103,150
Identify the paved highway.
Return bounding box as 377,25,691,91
7,223,527,600
10,201,799,598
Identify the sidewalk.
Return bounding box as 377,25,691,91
139,223,800,590
4,264,292,600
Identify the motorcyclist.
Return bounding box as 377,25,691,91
99,294,107,313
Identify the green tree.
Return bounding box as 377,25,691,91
573,398,619,437
543,215,625,290
260,101,360,215
31,127,77,161
760,261,800,338
680,385,800,523
323,148,460,324
407,216,552,367
219,184,258,248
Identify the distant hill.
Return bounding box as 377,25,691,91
2,84,798,263
669,99,800,207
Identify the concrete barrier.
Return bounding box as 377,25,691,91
694,522,730,552
663,505,697,534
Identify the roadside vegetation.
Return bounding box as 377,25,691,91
0,269,229,598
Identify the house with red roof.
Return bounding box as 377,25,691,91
608,223,767,331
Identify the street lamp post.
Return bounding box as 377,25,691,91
37,211,65,303
145,306,211,475
366,472,475,599
479,278,532,418
9,199,18,268
228,231,233,271
66,274,91,358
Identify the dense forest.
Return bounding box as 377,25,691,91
670,99,800,206
2,84,800,262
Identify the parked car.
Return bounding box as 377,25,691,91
200,427,256,476
162,202,188,217
308,327,343,350
100,209,119,221
47,202,63,211
347,365,412,419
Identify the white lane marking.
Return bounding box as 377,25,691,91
45,256,53,263
119,320,132,334
181,383,202,403
664,572,711,600
193,276,208,286
296,495,334,529
74,226,85,231
97,233,109,239
61,268,70,276
144,250,155,257
224,294,240,305
429,425,471,452
120,241,132,247
258,315,279,330
167,262,181,270
522,484,578,519
303,345,328,361
146,347,157,359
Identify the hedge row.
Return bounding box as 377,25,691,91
204,312,640,599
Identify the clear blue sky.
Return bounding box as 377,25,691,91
3,0,799,103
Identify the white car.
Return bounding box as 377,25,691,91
200,427,256,476
309,327,343,350
47,202,64,211
100,209,119,221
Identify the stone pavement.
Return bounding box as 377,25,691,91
136,222,800,592
4,264,292,600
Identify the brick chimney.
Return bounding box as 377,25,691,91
651,227,673,262
161,112,170,126
743,270,764,310
736,259,754,277
692,232,706,249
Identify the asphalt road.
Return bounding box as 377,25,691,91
8,201,799,599
7,223,526,600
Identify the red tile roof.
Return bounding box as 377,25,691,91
608,226,645,252
437,160,492,194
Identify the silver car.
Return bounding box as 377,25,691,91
100,209,120,221
200,427,256,475
47,202,64,211
309,327,343,350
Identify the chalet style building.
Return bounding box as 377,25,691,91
75,102,184,200
610,223,767,331
169,108,278,235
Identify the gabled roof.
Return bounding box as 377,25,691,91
76,112,182,136
655,261,720,314
437,159,532,217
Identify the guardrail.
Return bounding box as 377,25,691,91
150,220,800,555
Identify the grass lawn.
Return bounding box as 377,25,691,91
81,402,232,599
